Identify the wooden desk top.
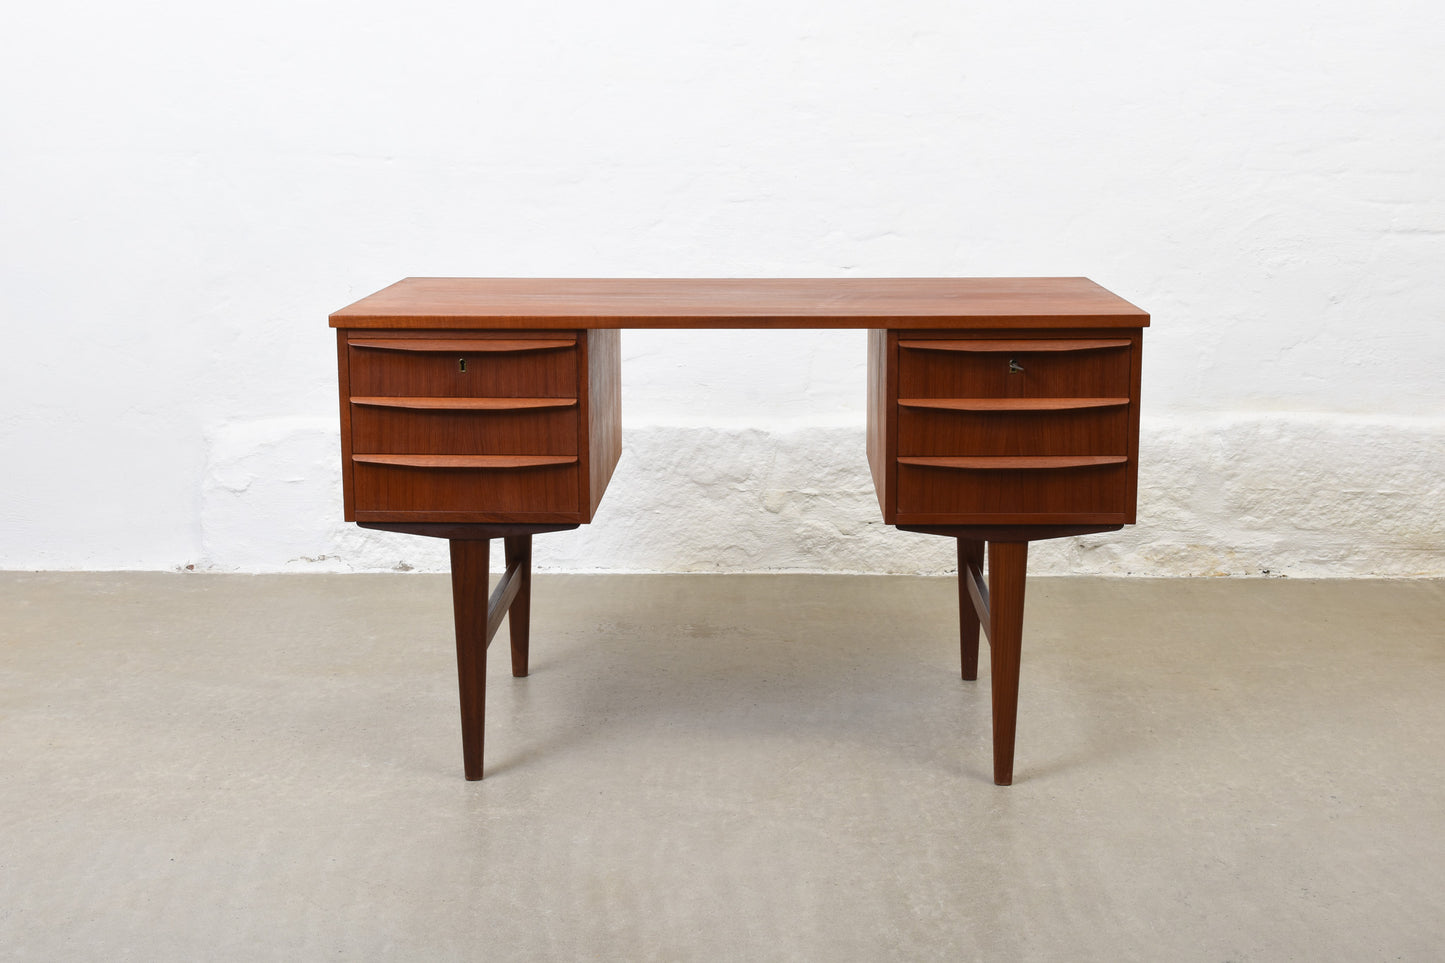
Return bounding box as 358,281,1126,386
330,278,1150,330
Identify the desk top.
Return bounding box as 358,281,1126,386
330,278,1149,330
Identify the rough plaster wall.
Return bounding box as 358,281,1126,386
2,1,1442,576
199,416,1445,578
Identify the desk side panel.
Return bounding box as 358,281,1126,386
866,329,898,522
338,329,356,522
1126,329,1143,525
585,329,623,521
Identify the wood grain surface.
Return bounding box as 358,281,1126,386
331,278,1150,329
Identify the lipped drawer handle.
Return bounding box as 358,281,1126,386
350,339,575,354
898,455,1127,470
353,454,578,470
897,397,1129,412
350,397,577,411
898,339,1129,353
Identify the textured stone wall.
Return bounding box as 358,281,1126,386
2,1,1442,575
196,414,1443,578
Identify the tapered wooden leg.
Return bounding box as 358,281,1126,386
957,538,984,681
449,539,490,781
504,535,532,678
987,541,1029,786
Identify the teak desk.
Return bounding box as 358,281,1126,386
330,278,1149,785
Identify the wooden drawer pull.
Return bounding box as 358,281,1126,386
353,454,578,469
351,339,574,353
899,339,1129,353
898,397,1129,412
350,397,577,411
898,455,1127,470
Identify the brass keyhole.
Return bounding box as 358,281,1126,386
458,358,467,373
1008,358,1024,374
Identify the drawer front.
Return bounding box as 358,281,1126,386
352,459,579,514
896,460,1128,517
348,339,577,398
897,404,1128,457
898,339,1130,399
350,402,578,455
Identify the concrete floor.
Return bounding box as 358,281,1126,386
1,572,1442,961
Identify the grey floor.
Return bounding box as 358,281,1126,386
2,572,1442,961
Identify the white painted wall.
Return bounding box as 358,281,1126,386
3,0,1441,576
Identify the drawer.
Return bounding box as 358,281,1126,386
896,457,1129,517
897,401,1128,457
898,339,1131,399
348,337,577,398
350,399,579,455
351,456,579,514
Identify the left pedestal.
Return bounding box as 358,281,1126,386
335,327,622,527
334,326,620,779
